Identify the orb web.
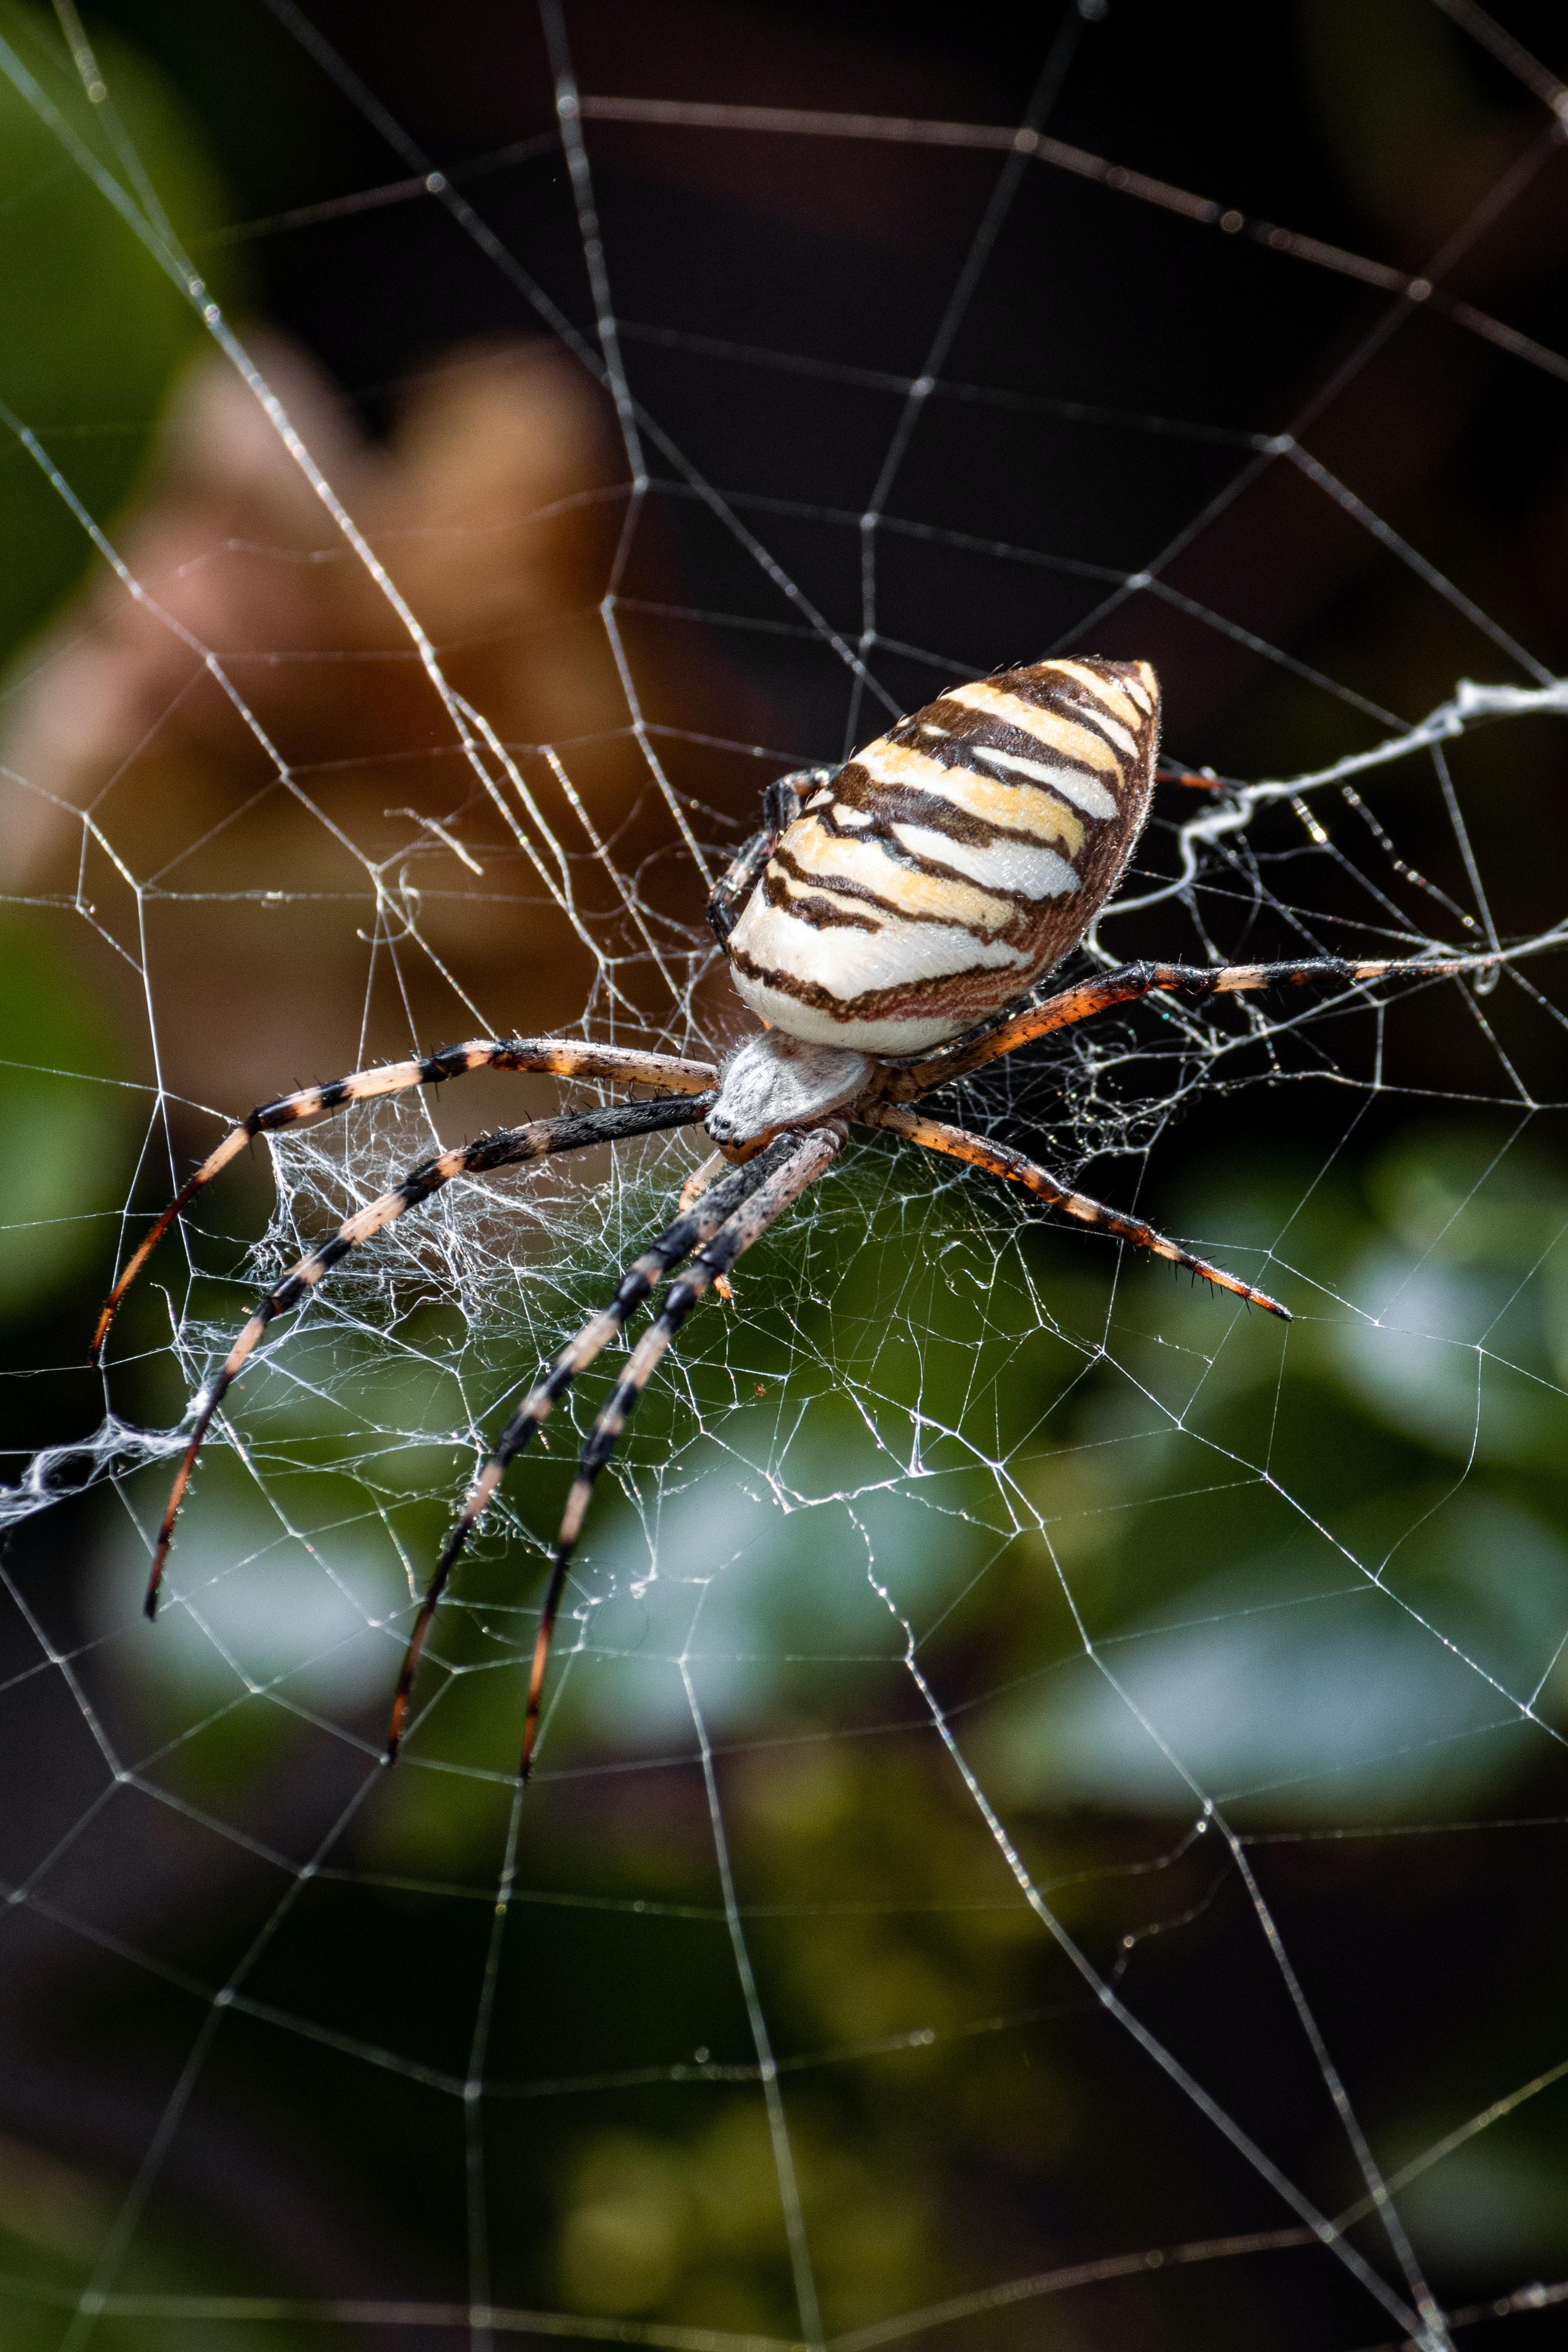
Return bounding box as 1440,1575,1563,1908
2,2,1567,2346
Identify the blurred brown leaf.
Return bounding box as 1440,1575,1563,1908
1,333,733,1112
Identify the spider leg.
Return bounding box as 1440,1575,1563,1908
676,1148,739,1295
385,1128,812,1761
396,1122,840,1780
705,829,772,949
143,1091,713,1618
677,1149,729,1213
94,1037,717,1359
893,949,1508,1095
705,766,829,946
518,1121,840,1778
870,1104,1290,1319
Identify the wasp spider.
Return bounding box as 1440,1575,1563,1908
98,659,1495,1777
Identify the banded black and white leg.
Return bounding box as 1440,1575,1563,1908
389,1126,841,1777
145,1091,716,1616
705,768,831,947
897,950,1509,1095
94,1037,718,1358
870,1105,1289,1318
517,1123,841,1779
385,1127,820,1760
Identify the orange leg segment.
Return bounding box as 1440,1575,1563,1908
893,950,1506,1098
869,1104,1290,1320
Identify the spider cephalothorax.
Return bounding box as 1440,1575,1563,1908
96,657,1495,1777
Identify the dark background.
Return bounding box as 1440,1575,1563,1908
2,2,1568,2345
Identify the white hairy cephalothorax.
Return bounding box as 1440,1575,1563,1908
705,1031,872,1148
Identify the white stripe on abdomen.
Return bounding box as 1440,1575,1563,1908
730,894,1028,994
967,743,1118,820
886,822,1079,899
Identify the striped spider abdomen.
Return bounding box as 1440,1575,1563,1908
725,657,1160,1054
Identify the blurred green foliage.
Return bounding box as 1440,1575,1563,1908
0,0,233,665
60,1115,1568,2337
0,909,134,1315
0,2134,329,2352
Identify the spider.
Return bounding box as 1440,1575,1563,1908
97,657,1493,1778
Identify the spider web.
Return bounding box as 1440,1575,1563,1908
2,0,1568,2344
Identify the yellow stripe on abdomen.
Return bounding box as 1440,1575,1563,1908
783,818,1023,934
944,682,1123,775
